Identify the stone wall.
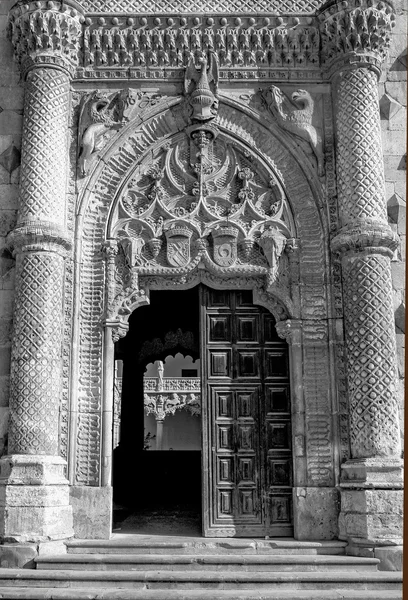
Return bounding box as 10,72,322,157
0,0,405,461
0,0,22,458
379,0,406,447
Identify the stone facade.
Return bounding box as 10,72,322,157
0,0,405,569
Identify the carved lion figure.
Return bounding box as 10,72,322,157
266,86,325,177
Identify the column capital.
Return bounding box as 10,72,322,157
318,0,396,78
8,0,85,79
275,319,302,343
331,223,399,257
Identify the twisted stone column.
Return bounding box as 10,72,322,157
0,0,83,543
320,0,402,562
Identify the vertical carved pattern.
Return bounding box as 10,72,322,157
9,253,64,455
302,322,334,486
342,253,401,459
334,68,387,226
19,68,70,227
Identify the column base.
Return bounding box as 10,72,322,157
0,455,74,543
338,458,403,571
293,487,340,540
70,486,112,539
345,542,403,571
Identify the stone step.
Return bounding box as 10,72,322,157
66,538,348,555
0,569,401,590
35,553,380,572
0,588,401,600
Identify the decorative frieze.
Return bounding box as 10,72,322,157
79,15,321,76
79,0,322,13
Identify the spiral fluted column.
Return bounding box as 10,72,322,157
0,0,84,543
320,0,402,559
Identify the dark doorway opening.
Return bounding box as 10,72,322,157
112,287,202,535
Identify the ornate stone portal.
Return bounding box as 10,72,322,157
0,0,402,564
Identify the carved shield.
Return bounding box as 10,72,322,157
165,228,192,268
212,227,238,267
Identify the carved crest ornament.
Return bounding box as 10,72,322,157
85,54,303,339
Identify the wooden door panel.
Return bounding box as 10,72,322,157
218,457,234,483
264,350,289,378
208,315,231,342
236,315,259,343
201,287,293,537
236,350,260,378
266,385,290,414
208,350,232,378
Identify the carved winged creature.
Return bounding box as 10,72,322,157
78,91,126,177
265,86,325,177
184,51,219,122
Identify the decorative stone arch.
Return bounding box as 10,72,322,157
69,92,341,538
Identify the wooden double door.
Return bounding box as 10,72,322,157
200,287,293,537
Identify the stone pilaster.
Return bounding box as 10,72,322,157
0,0,84,543
320,0,402,565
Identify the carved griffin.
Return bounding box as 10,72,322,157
78,89,136,176
264,86,325,177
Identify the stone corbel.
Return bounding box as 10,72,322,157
257,226,287,287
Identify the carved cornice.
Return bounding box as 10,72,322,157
331,223,398,257
7,221,72,256
8,0,85,78
318,0,396,77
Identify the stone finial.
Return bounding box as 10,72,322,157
318,0,396,76
8,0,85,78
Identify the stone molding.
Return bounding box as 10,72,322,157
7,221,72,257
331,223,399,257
8,0,85,79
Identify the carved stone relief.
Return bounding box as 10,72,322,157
74,91,330,486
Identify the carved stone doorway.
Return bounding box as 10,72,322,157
113,284,292,537
113,286,202,534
